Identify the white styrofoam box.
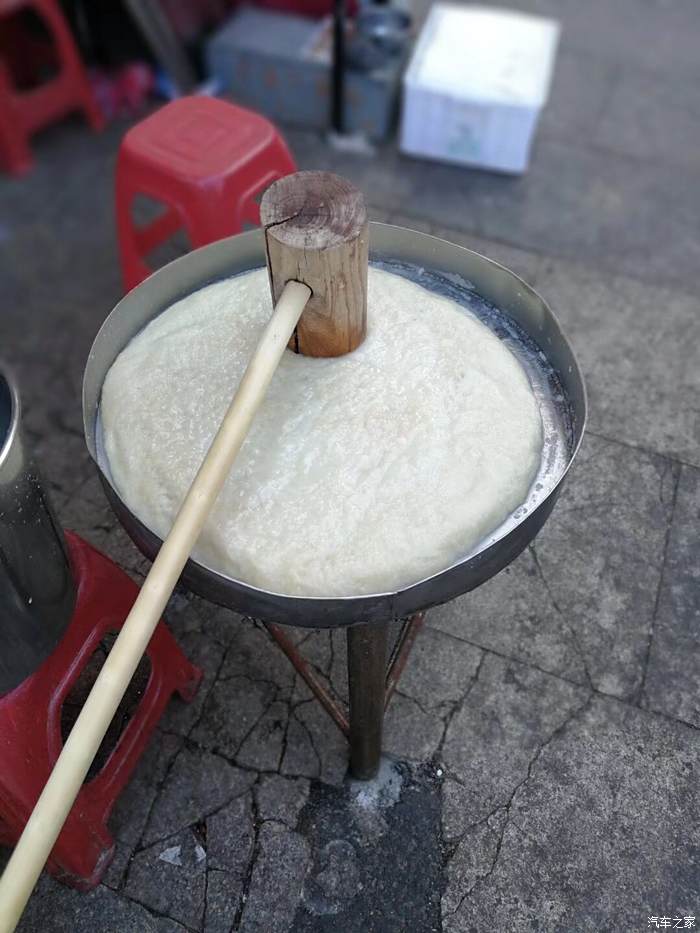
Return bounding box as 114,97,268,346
400,4,560,173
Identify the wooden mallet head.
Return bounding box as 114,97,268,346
260,171,368,358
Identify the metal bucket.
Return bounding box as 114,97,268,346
82,223,587,628
0,366,76,694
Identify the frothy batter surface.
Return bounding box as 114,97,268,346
101,267,543,596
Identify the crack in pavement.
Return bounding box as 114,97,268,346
434,651,486,765
429,626,700,735
445,693,594,919
134,783,254,855
231,685,285,763
291,705,323,779
120,632,233,912
230,787,261,933
635,461,681,707
529,543,595,691
124,894,200,933
394,688,436,721
277,689,294,774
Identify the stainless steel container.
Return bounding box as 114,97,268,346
83,224,587,628
0,366,76,694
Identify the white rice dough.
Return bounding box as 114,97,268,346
101,267,543,596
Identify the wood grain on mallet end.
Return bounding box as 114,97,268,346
261,171,368,358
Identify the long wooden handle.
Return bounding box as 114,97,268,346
0,280,311,933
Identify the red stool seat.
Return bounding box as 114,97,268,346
116,95,297,291
0,532,202,889
0,0,104,176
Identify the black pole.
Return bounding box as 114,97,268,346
331,0,346,134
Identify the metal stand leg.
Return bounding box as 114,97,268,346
264,614,424,781
347,620,389,779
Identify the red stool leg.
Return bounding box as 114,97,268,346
0,61,33,175
116,144,190,290
116,155,158,291
133,205,183,259
30,0,105,131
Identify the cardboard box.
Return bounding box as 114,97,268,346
400,4,559,173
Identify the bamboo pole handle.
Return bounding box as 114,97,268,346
0,280,311,933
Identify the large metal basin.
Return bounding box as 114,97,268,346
83,224,586,628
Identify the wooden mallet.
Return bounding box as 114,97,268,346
0,170,368,932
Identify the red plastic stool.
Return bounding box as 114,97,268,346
116,95,297,291
0,532,202,889
0,0,104,176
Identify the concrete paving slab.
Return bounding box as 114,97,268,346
431,434,673,698
204,870,243,933
142,749,255,848
109,731,183,849
396,627,483,716
125,828,207,930
644,464,700,728
476,0,700,81
539,49,616,143
441,653,588,823
596,70,700,169
206,792,254,876
535,259,700,465
16,876,187,933
384,691,445,762
443,697,700,932
190,676,278,761
255,775,310,829
239,823,310,933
